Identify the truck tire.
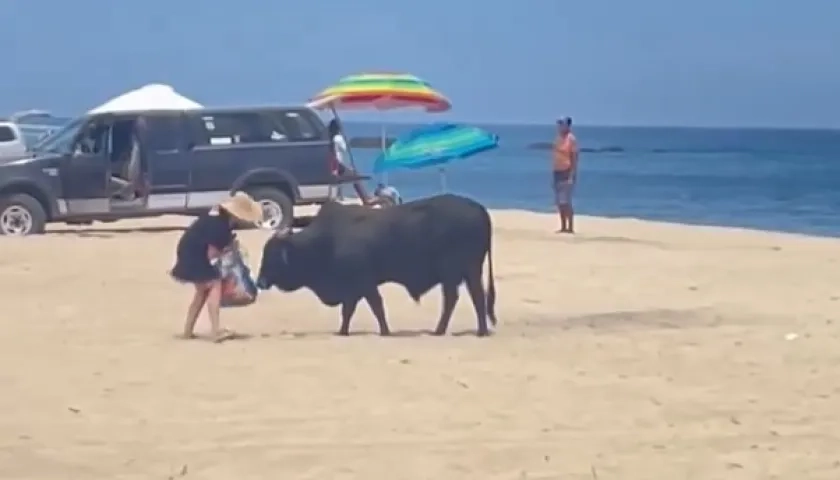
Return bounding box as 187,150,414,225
246,187,294,231
0,193,47,236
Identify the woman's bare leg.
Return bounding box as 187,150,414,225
182,285,209,338
204,280,230,342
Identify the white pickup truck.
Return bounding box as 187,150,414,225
0,121,26,159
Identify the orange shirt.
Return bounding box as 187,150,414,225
552,133,577,172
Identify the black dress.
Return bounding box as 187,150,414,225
170,213,235,283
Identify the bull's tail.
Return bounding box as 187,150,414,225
486,235,497,326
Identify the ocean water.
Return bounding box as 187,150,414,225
343,122,840,237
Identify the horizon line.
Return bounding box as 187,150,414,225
342,118,840,132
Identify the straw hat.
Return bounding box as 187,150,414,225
218,191,264,224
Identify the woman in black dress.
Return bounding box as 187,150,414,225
170,192,264,342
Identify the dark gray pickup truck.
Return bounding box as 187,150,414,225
0,105,352,235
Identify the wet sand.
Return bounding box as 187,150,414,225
1,210,839,479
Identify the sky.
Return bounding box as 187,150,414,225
2,0,839,128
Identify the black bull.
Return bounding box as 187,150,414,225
255,194,498,336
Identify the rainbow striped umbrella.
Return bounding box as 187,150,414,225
308,73,451,112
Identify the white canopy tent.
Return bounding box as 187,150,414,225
88,84,203,114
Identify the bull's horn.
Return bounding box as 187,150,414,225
273,225,292,238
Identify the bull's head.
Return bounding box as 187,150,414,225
256,226,303,292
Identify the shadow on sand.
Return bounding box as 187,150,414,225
171,332,255,343
253,328,489,340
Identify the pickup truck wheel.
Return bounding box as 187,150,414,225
247,187,293,231
0,194,47,236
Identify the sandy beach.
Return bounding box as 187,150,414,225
1,209,839,479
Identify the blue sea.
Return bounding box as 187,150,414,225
343,122,840,237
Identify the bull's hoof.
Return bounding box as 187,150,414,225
336,330,350,337
476,329,491,337
431,328,447,336
379,330,391,337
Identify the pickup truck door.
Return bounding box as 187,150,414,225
60,122,111,215
183,112,252,210
144,114,189,211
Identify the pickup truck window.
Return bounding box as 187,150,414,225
272,111,321,142
0,126,16,142
32,117,86,153
144,115,182,151
77,122,110,155
190,112,290,146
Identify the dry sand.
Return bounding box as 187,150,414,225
1,209,839,479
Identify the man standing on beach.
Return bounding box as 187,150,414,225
552,117,578,233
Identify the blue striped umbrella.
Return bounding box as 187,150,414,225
373,123,499,191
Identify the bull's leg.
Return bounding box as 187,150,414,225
338,298,360,336
465,268,490,337
432,282,460,336
364,288,391,336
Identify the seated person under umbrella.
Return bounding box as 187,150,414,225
328,119,375,204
